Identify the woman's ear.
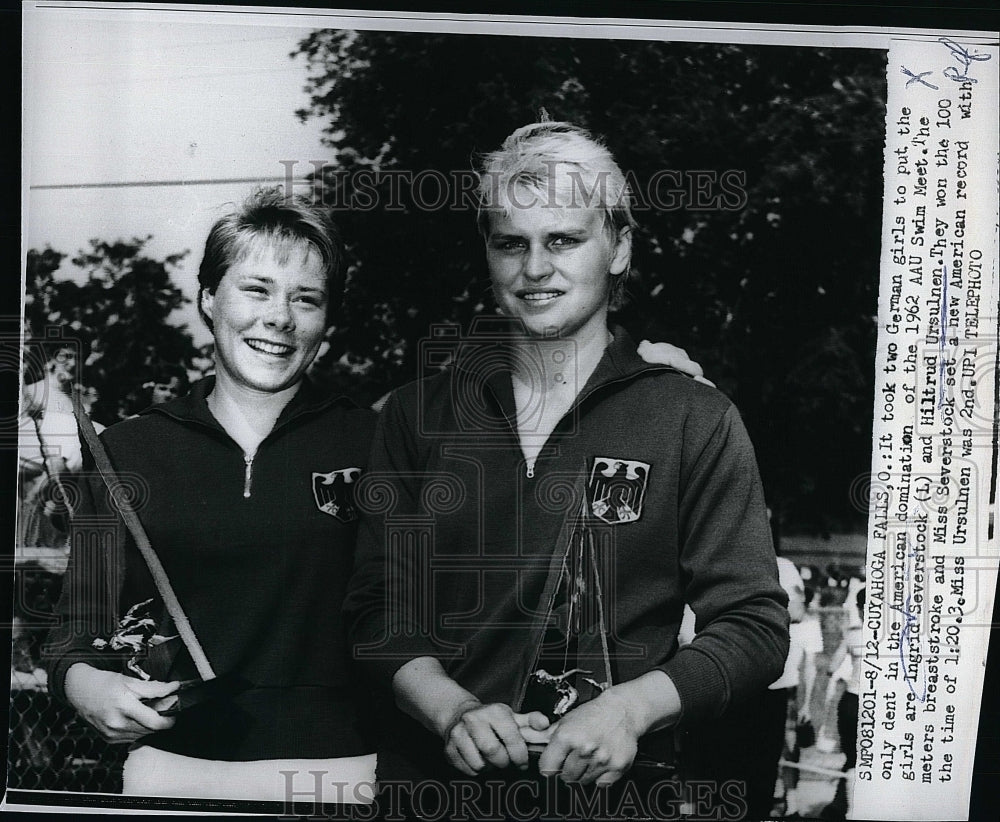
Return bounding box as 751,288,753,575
610,226,632,276
200,288,214,324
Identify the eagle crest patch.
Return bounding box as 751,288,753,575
586,457,650,524
312,467,362,523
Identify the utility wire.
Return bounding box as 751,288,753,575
30,176,312,191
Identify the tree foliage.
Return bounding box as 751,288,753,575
24,238,202,423
292,32,886,535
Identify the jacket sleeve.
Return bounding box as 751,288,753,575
343,387,441,691
41,451,130,704
657,404,790,725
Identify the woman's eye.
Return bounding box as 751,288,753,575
493,240,525,252
551,236,579,248
294,295,323,308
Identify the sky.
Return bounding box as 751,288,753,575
23,6,334,346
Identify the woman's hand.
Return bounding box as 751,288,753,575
637,340,714,387
392,656,551,776
536,671,681,786
64,663,179,744
536,689,640,786
443,701,551,775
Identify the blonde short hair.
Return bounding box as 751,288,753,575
476,121,636,237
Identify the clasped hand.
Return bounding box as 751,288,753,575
535,690,641,786
443,701,550,775
444,690,640,786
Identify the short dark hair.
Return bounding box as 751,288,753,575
42,341,76,363
149,361,190,390
197,187,344,330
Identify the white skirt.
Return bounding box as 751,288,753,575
122,744,376,804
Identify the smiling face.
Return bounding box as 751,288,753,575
485,195,630,342
200,241,328,396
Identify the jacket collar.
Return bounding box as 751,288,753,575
454,325,680,423
143,375,354,433
583,326,681,392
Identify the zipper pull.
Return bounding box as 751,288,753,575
526,458,535,479
243,453,254,498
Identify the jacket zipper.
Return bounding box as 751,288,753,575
243,453,255,498
151,388,354,501
517,369,669,479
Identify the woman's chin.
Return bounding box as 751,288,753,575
505,314,566,339
217,366,303,396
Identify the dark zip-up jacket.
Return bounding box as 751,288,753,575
43,377,377,761
344,328,789,779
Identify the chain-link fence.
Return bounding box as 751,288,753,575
8,562,127,793
8,671,126,792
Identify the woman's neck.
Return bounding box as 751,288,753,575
206,373,301,456
508,324,612,468
510,323,612,399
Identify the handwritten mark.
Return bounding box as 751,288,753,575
902,66,939,90
939,264,947,409
939,37,991,84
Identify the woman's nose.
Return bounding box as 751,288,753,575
524,245,554,280
263,299,294,330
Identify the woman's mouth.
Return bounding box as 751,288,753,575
245,338,295,357
519,290,563,305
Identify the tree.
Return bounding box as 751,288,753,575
24,238,200,423
292,32,886,535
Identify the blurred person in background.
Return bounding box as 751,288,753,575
772,561,822,818
18,341,90,551
142,363,190,407
76,384,100,417
820,586,864,820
